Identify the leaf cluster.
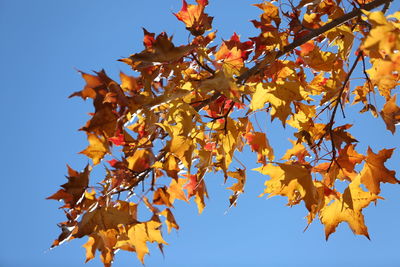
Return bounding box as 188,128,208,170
48,0,400,265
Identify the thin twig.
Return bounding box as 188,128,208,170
327,51,363,169
191,52,216,75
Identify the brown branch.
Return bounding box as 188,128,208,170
327,51,363,169
237,0,393,84
193,91,222,111
191,52,216,75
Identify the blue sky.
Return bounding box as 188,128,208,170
1,0,400,266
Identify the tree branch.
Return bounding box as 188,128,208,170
237,0,393,83
327,51,363,168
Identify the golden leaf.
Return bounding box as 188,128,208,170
244,132,274,164
115,217,167,263
256,163,319,212
380,94,400,134
359,147,398,194
80,133,109,165
174,0,213,36
160,208,179,233
227,169,246,207
167,178,188,204
126,149,154,173
319,176,382,240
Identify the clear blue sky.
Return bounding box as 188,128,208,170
1,0,400,266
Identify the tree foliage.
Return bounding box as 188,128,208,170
48,0,400,265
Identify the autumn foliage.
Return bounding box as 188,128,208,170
49,0,400,265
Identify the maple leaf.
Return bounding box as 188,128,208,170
153,186,173,207
183,174,198,198
380,94,400,134
281,139,309,163
319,176,383,240
362,10,400,58
326,24,354,58
253,1,281,27
51,1,400,264
167,178,188,203
298,41,338,72
160,208,179,233
124,32,196,65
108,133,125,146
115,216,167,263
214,33,253,73
119,71,140,92
80,105,117,138
255,163,319,212
47,165,90,209
73,205,138,238
313,144,365,186
126,149,154,173
80,133,109,165
244,131,274,164
199,69,243,100
82,230,118,266
359,147,398,194
168,135,194,169
153,154,181,179
227,169,246,207
174,0,213,36
183,174,208,213
69,71,103,100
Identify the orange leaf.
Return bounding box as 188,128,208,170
153,187,173,207
160,208,179,233
380,94,400,134
244,132,274,164
174,0,213,36
359,147,398,194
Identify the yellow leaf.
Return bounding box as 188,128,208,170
168,136,194,169
362,11,400,57
319,176,382,240
126,149,154,173
380,94,400,134
167,178,188,203
359,147,398,194
160,208,179,233
199,69,242,100
74,206,138,238
253,1,280,26
326,24,354,58
115,218,167,264
281,139,309,163
256,163,319,212
79,133,109,165
227,169,246,207
250,83,272,111
82,236,96,263
194,180,208,214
